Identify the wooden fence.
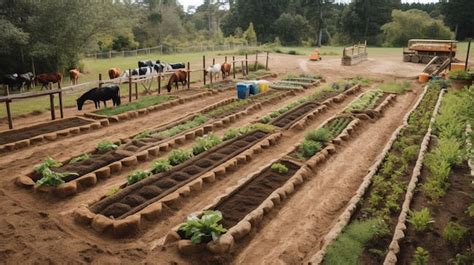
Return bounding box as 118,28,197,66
341,41,368,66
0,52,270,130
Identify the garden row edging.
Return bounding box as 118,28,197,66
383,89,446,264
73,131,283,238
308,86,432,265
0,117,109,154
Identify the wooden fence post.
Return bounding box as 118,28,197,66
128,69,132,102
187,62,190,89
255,50,258,70
5,85,13,129
266,51,269,70
158,74,161,95
59,91,64,118
245,53,248,75
225,56,227,63
203,55,206,85
233,56,236,79
98,73,102,88
135,83,138,100
49,93,55,120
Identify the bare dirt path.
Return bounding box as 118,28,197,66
231,89,421,265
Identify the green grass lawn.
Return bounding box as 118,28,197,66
95,95,176,116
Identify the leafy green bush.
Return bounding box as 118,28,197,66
402,145,420,161
269,111,280,118
449,70,471,80
36,168,78,187
96,140,119,152
298,140,322,159
152,159,171,173
34,156,62,174
412,247,430,265
134,130,151,140
192,134,222,155
168,149,193,166
305,128,332,143
69,153,91,164
443,221,468,248
260,115,271,123
127,170,151,185
431,138,464,166
223,128,239,141
271,163,288,174
408,208,434,232
178,210,227,244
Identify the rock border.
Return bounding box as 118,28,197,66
72,131,282,238
0,116,109,154
383,89,446,264
307,86,433,264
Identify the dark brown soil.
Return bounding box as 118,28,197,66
89,130,268,219
397,160,473,264
30,150,128,182
314,91,341,103
0,117,93,145
214,160,301,229
271,102,320,128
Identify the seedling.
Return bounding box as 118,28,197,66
152,159,172,173
178,210,227,244
34,156,62,174
168,149,193,166
271,163,288,174
192,134,222,155
223,128,239,141
443,221,468,248
412,247,429,265
127,170,151,185
96,140,118,152
69,153,91,164
408,208,434,232
36,168,78,187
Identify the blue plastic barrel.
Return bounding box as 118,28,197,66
248,81,259,95
236,83,250,99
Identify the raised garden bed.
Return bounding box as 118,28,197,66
0,116,107,153
94,95,177,116
315,86,443,265
345,90,397,119
271,102,321,128
89,130,269,220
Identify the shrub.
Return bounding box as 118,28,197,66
424,156,451,181
260,115,271,123
134,130,151,140
432,138,464,166
192,134,222,155
299,140,322,159
408,208,434,232
178,210,227,244
271,163,288,174
412,247,429,265
223,128,239,141
69,153,91,164
305,128,332,143
96,140,119,152
449,70,471,80
168,149,193,166
152,159,171,173
443,221,468,248
288,50,297,55
127,170,151,185
402,145,420,161
269,111,280,118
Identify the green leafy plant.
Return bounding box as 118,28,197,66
449,70,471,80
96,140,119,152
168,149,193,166
152,159,171,173
126,170,151,185
408,208,434,232
443,221,468,248
467,204,474,217
34,156,62,174
223,128,239,141
412,247,429,265
36,168,78,187
402,145,420,161
69,153,91,164
105,186,121,197
269,111,280,118
260,115,271,123
298,140,322,159
178,210,227,244
192,134,222,155
134,130,151,140
271,163,288,174
305,128,332,143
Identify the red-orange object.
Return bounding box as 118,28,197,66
309,49,321,61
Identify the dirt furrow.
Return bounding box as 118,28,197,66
231,89,421,265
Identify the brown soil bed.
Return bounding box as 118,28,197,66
271,102,320,128
213,160,300,229
0,117,93,145
30,150,128,182
89,130,268,220
350,92,391,118
397,157,473,263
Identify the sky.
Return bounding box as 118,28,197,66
178,0,440,11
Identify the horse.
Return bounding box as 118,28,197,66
36,72,62,90
205,64,221,80
108,68,121,79
76,85,121,110
221,63,231,78
166,70,187,92
69,69,80,85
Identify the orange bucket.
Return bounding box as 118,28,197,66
418,73,429,83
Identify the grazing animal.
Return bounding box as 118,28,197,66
1,73,35,92
138,60,155,68
35,72,62,90
205,64,222,80
108,68,121,79
69,69,80,85
169,63,186,69
122,66,156,78
166,70,187,92
221,63,231,78
18,72,35,90
76,85,121,110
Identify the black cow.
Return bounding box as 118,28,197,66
18,72,35,90
138,60,155,68
76,85,121,110
170,63,186,69
0,74,20,90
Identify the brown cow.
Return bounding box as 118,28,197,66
36,72,62,90
166,70,187,92
221,63,231,79
108,68,121,79
69,69,80,85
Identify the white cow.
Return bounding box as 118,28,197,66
205,63,221,80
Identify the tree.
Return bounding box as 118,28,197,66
440,0,474,40
243,22,257,45
381,9,453,47
273,13,310,45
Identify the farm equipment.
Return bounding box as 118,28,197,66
309,49,321,61
403,39,457,64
